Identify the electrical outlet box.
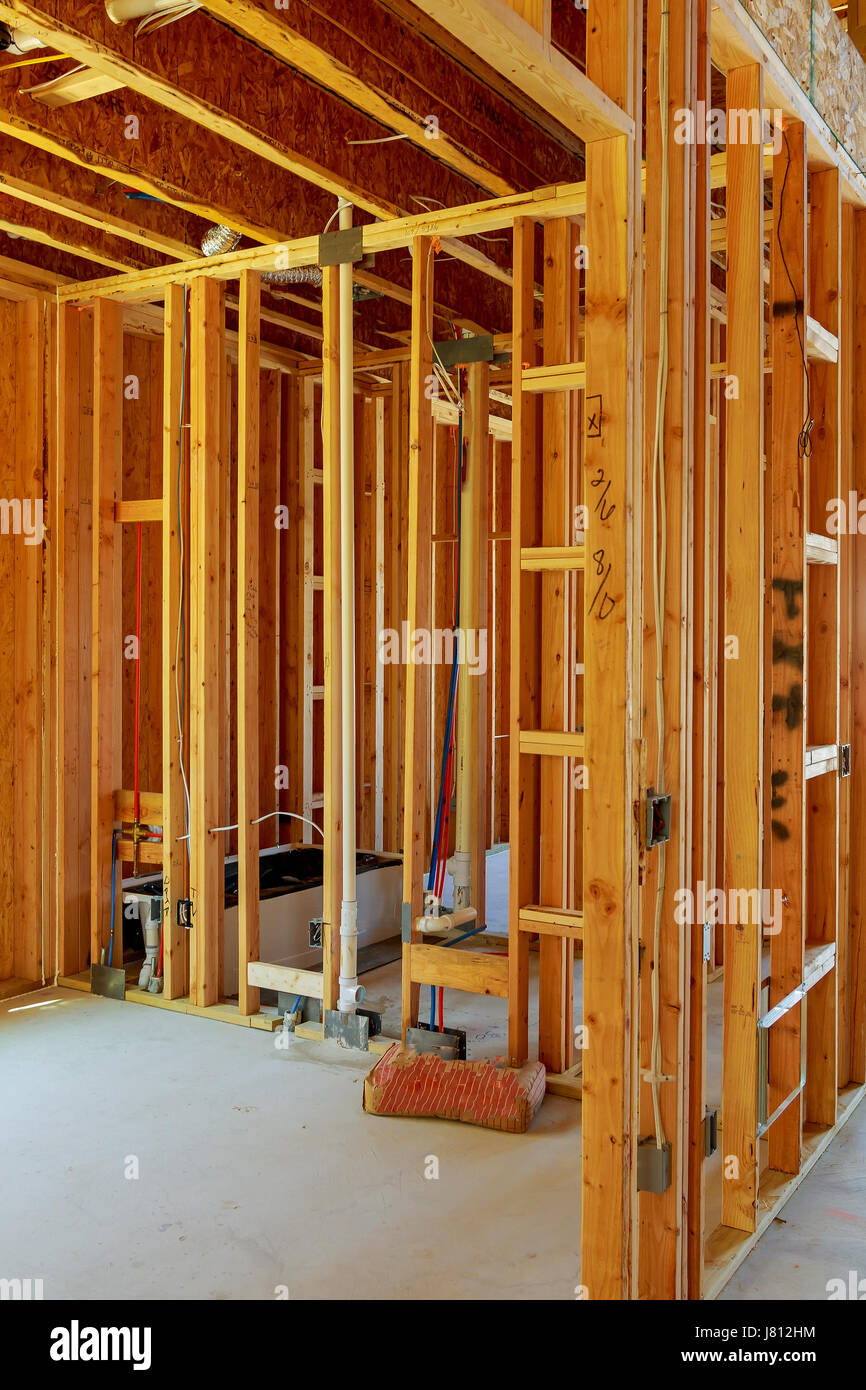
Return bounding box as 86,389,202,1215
646,788,672,849
637,1138,672,1193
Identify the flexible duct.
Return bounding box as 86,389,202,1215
200,225,323,287
106,0,200,25
201,224,241,258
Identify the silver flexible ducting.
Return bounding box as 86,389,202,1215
200,225,323,286
201,224,241,258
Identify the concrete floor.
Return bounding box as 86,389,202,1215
2,849,864,1300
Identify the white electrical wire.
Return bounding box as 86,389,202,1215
648,4,671,1151
346,133,410,145
178,811,324,842
135,3,200,37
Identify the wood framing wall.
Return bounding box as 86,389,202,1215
0,294,50,990
21,289,513,1002
5,0,866,1308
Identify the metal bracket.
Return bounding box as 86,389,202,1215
308,917,323,949
646,788,672,849
323,1008,370,1050
356,1005,382,1037
317,226,363,267
703,1107,719,1157
840,743,851,778
702,921,712,964
401,901,412,943
406,1023,467,1060
432,334,495,368
177,897,193,929
91,962,126,1000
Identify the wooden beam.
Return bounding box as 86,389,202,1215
57,181,590,306
0,1,520,296
0,139,198,261
409,942,509,996
0,72,287,248
0,1,396,221
409,0,632,142
722,62,765,1234
0,194,150,272
90,299,123,970
188,278,224,1008
237,271,261,1017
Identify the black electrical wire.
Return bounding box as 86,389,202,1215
776,124,814,460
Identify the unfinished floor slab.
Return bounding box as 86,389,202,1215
4,979,863,1302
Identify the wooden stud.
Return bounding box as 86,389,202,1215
638,0,694,1300
580,0,641,1300
56,303,88,978
237,271,261,1017
188,278,224,1008
463,361,490,928
401,235,434,1039
258,370,280,849
805,167,841,1129
722,63,765,1234
686,0,713,1300
90,299,123,971
161,282,190,1000
321,266,342,1014
767,120,807,1175
507,216,540,1068
850,209,866,1087
13,298,44,982
538,216,573,1076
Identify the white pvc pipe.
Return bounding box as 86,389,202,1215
418,907,477,936
337,200,360,1013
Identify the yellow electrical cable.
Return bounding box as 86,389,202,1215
0,52,64,70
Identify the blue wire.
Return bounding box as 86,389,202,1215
427,391,464,889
